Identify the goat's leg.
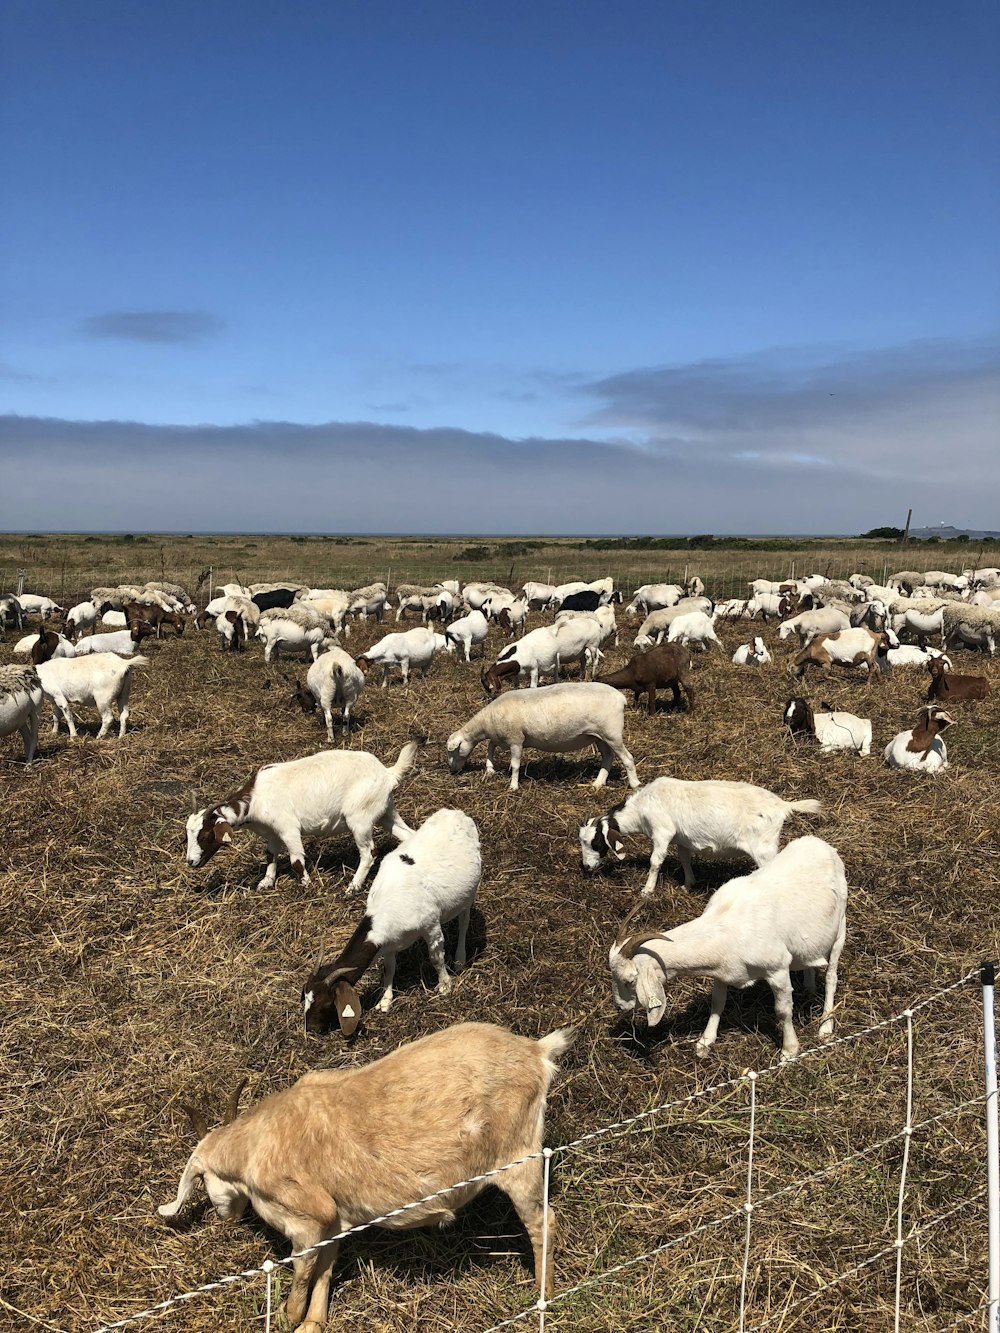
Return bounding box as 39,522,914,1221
117,674,134,737
453,905,471,971
377,949,397,1011
818,921,846,1040
346,826,376,894
508,742,523,790
642,827,675,897
695,979,728,1057
424,920,451,994
264,1203,340,1333
257,837,283,890
592,739,613,788
485,740,498,776
769,970,799,1060
497,1156,554,1298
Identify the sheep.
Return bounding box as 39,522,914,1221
0,594,25,632
448,681,639,791
303,594,351,636
186,741,418,893
463,581,512,612
395,583,445,621
666,610,721,652
580,776,821,895
782,698,872,755
257,605,330,662
790,627,893,682
732,636,771,666
91,583,142,612
608,835,847,1060
888,570,927,596
301,809,481,1033
158,1022,573,1330
922,570,969,592
596,643,695,715
884,706,953,772
942,603,1000,655
443,609,490,661
634,601,706,647
925,658,991,704
297,645,366,738
356,626,447,687
778,608,852,646
889,597,947,644
64,600,98,638
626,583,684,616
347,582,388,622
36,652,149,739
0,664,43,763
143,579,193,608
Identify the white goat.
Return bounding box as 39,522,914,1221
732,636,770,666
17,594,62,618
356,626,447,687
0,664,43,763
626,583,683,616
555,603,619,648
36,652,149,739
301,808,482,1033
65,600,99,637
303,645,366,738
609,835,847,1060
580,776,821,895
186,741,418,893
74,629,143,656
666,610,721,651
14,632,76,659
778,608,852,646
444,609,490,661
157,1023,573,1332
448,681,639,791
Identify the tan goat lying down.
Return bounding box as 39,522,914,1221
159,1022,574,1333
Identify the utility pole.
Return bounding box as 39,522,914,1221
900,508,912,546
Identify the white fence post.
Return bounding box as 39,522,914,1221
738,1071,758,1332
893,1010,915,1332
537,1146,553,1332
983,962,999,1333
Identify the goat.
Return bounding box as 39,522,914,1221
36,653,149,739
884,706,953,772
355,627,447,687
782,698,872,755
158,1023,574,1331
580,777,821,895
609,836,847,1060
732,636,770,666
443,610,490,661
925,658,991,704
297,645,366,738
185,741,418,893
596,643,695,715
790,628,893,683
301,808,481,1033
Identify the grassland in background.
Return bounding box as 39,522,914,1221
0,531,992,604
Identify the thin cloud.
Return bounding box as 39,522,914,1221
80,310,224,344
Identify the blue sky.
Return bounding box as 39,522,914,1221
2,1,998,532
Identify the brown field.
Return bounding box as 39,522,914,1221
3,535,998,1333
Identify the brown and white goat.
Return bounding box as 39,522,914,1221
158,1023,574,1333
790,627,892,684
925,657,991,704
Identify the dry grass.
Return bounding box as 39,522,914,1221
3,536,999,1333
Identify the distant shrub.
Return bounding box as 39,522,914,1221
454,544,493,561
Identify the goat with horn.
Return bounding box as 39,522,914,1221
608,836,848,1061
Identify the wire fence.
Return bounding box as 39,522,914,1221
85,966,995,1333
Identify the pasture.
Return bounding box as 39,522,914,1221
3,535,998,1333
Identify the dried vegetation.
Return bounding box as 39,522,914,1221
2,537,999,1333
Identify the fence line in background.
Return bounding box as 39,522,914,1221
86,968,993,1333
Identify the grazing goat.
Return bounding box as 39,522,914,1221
158,1023,574,1332
925,658,991,704
609,836,847,1060
444,610,490,661
0,664,43,763
36,653,149,739
356,627,447,687
448,681,639,791
596,644,695,715
783,698,872,755
580,777,821,895
294,645,366,738
186,742,418,893
884,706,953,772
301,809,481,1034
666,610,721,652
790,628,893,683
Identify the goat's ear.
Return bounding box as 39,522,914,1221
635,958,667,1024
214,820,233,845
334,980,362,1037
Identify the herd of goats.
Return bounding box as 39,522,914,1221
5,562,997,1330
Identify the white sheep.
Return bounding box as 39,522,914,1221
448,681,639,791
783,698,872,755
36,652,149,739
347,582,388,622
666,610,721,651
301,808,482,1033
257,606,329,662
731,636,771,666
356,626,447,686
884,706,953,772
443,609,490,661
303,645,366,738
186,741,418,893
580,776,821,895
609,835,847,1060
304,591,351,636
0,665,43,763
942,603,1000,655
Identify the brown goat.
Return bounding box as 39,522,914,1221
925,657,991,703
126,602,187,638
596,643,695,715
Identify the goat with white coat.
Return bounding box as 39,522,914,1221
301,809,481,1034
666,610,721,652
732,636,770,666
443,609,490,661
448,681,639,791
356,626,447,687
36,652,148,739
608,835,847,1060
783,698,872,755
186,741,418,893
298,645,366,738
580,776,821,895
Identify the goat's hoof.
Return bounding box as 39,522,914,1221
293,1322,325,1333
818,1022,835,1041
694,1040,711,1059
256,878,276,891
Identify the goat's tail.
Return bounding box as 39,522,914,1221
389,739,420,786
129,655,151,670
538,1025,577,1073
787,798,822,816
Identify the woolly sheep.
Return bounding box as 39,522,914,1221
448,681,639,791
256,605,330,662
580,776,821,895
0,664,43,763
301,808,481,1033
609,835,847,1060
